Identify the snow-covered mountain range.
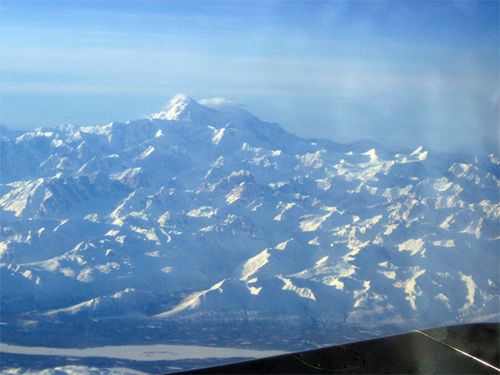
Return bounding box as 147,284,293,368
1,94,499,348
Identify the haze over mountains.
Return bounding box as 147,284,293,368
0,95,498,359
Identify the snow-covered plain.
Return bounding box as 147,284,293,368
0,342,285,361
0,94,499,372
3,366,148,375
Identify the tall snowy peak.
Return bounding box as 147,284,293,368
150,94,262,127
150,94,218,123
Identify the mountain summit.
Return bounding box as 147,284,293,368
150,93,218,123
150,94,260,127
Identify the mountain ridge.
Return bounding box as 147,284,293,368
0,94,498,350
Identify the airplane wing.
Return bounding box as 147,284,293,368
174,323,499,374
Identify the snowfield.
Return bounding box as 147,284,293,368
0,342,285,361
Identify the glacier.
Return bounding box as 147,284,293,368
0,94,499,372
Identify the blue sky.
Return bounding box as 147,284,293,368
0,0,498,153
